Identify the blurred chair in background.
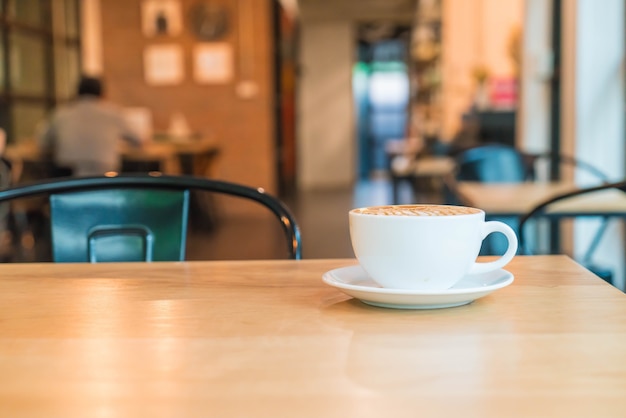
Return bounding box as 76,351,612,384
445,144,611,256
444,144,530,255
524,152,611,184
518,180,626,284
452,143,530,184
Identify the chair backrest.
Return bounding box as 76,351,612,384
0,174,301,261
50,189,189,262
524,152,610,184
448,145,614,259
445,144,529,219
452,145,611,185
518,180,626,251
453,144,530,183
518,152,611,265
517,180,626,284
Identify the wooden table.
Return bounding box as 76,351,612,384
456,181,626,217
455,181,580,216
1,257,626,416
4,138,220,177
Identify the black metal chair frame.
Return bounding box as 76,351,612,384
0,173,302,260
518,180,626,267
523,152,611,183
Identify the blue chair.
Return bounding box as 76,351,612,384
0,174,301,262
50,188,189,262
446,144,531,255
453,144,530,183
447,144,610,256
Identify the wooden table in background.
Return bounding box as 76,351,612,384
456,181,626,217
450,182,626,217
4,138,220,178
1,256,626,416
455,181,579,216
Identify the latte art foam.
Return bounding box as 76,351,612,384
353,205,480,216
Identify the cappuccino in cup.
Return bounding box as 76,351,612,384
353,205,481,217
349,204,518,290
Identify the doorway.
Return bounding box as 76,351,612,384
353,24,411,180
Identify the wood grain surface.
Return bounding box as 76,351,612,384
0,256,625,417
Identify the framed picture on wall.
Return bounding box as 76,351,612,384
142,0,182,37
193,43,233,84
144,44,184,85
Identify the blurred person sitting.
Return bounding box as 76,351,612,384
39,76,144,177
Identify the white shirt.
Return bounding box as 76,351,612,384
39,97,142,176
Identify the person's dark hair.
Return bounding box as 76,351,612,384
77,76,103,97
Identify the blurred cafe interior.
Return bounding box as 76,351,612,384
0,0,624,286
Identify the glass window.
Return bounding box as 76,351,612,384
54,44,80,100
9,0,47,27
11,102,48,141
0,0,81,142
64,0,80,38
9,31,47,96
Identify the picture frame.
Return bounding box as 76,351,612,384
193,43,233,84
141,0,183,37
143,44,185,85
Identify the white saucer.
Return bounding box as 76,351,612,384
322,265,514,310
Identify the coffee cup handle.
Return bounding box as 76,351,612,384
468,221,518,275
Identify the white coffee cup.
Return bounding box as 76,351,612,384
349,204,518,290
